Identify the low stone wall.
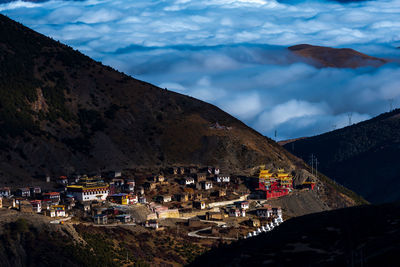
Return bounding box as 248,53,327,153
207,195,249,208
157,209,180,219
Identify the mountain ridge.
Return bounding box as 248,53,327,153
284,108,400,203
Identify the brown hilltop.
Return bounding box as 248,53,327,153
289,44,387,68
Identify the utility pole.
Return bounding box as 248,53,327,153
310,154,314,176
315,157,319,179
389,98,394,111
347,112,353,126
274,130,277,140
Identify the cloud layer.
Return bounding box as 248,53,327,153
1,0,400,140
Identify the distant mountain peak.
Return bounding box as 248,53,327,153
289,44,387,68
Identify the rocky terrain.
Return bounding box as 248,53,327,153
284,109,400,204
289,44,387,68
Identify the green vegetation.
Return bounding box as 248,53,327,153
0,15,78,137
42,71,74,122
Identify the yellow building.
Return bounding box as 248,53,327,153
277,169,293,188
109,193,129,205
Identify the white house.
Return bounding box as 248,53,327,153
185,177,195,185
145,220,159,229
229,208,245,217
30,200,42,213
235,201,249,210
256,208,272,218
272,207,282,218
66,184,109,202
139,196,147,204
201,181,213,190
0,187,11,197
216,174,230,183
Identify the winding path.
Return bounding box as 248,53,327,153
188,226,237,240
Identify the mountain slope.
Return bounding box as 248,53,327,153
191,202,400,266
0,14,292,178
0,14,366,212
289,44,387,68
284,109,400,203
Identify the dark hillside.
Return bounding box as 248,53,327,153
284,109,400,203
0,14,294,180
0,15,300,181
191,202,400,266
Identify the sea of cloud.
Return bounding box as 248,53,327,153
1,0,400,140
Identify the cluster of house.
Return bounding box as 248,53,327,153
0,171,141,223
91,205,133,225
147,167,231,191
204,201,282,221
205,200,250,220
0,186,69,217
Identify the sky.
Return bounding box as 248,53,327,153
1,0,400,140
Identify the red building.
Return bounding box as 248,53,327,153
253,169,292,199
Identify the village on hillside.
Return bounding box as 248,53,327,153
0,166,316,239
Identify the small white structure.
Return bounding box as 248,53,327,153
126,180,135,192
139,196,147,204
201,181,213,190
272,207,282,218
30,200,42,213
216,174,230,183
145,220,159,229
0,187,11,197
229,208,246,217
185,177,195,185
235,201,249,210
229,208,240,217
256,208,272,218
